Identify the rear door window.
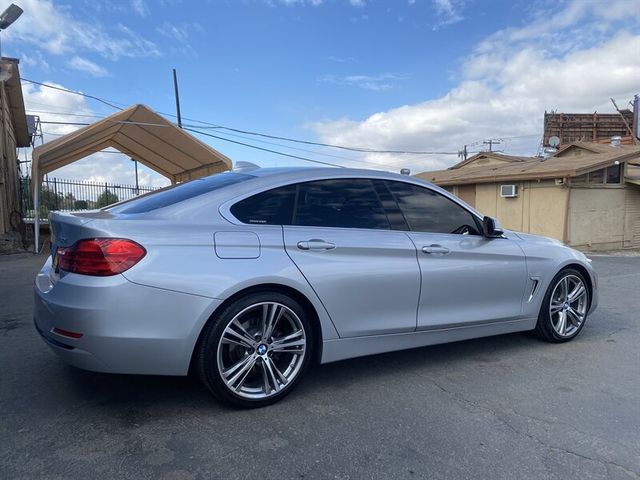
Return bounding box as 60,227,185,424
294,179,390,230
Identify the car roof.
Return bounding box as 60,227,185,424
244,166,426,183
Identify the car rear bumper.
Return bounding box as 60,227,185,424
34,258,221,376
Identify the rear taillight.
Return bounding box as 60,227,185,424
57,238,146,276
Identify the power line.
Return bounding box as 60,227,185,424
39,120,92,126
187,124,460,156
23,78,543,164
36,118,393,169
183,127,345,168
22,78,459,156
22,78,124,110
27,109,106,119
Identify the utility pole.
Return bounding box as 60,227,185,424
483,139,502,152
610,97,633,137
633,95,639,143
458,144,468,161
172,68,182,128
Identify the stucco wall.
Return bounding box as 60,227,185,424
474,181,568,241
454,184,476,207
567,186,638,250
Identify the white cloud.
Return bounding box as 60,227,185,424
155,21,205,56
67,56,109,77
320,73,409,91
263,0,365,7
308,0,640,173
265,0,324,5
21,82,169,188
131,0,150,16
327,55,357,63
19,51,50,71
156,21,195,44
432,0,464,28
0,0,161,60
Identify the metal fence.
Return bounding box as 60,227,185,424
20,176,158,222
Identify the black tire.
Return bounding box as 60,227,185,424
534,268,590,343
196,290,314,408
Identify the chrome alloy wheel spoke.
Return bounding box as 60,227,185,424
561,276,569,300
261,303,283,341
260,357,288,394
566,307,584,327
568,283,586,304
556,311,567,335
550,300,564,314
221,319,257,349
270,329,306,355
223,354,257,391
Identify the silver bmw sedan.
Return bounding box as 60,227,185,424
34,167,598,407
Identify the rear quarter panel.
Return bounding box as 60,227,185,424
101,220,340,341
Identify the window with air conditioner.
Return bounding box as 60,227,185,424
500,185,518,198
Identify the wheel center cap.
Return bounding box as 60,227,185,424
257,344,268,355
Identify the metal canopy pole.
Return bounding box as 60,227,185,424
33,177,39,253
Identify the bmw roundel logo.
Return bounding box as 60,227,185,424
257,344,268,355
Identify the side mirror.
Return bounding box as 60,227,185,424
482,216,504,238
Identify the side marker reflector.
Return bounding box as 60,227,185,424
52,327,83,339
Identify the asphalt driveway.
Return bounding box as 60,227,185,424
1,253,638,479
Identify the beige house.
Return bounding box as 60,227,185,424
416,142,640,251
0,57,30,235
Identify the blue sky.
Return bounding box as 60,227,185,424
2,0,639,186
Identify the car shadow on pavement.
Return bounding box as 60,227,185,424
56,330,541,414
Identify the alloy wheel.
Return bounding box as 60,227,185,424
216,302,307,400
549,274,588,337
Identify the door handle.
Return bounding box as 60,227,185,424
297,239,336,251
422,244,450,255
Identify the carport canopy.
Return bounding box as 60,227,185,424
31,104,232,187
30,104,233,252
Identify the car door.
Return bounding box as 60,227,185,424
282,178,421,338
383,180,528,330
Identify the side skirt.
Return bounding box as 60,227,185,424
320,318,537,364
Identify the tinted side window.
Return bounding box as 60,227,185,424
231,184,296,225
385,181,480,235
294,179,390,230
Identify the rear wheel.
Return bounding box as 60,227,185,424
534,268,589,342
197,291,313,408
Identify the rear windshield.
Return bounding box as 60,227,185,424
106,172,252,214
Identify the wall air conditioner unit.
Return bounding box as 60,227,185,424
500,184,518,198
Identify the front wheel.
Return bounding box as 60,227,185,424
196,291,313,408
534,268,590,343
